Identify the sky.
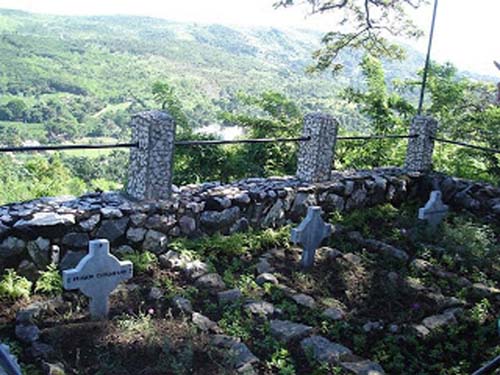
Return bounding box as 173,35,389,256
0,0,499,77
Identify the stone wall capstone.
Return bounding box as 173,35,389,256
405,115,438,172
127,110,176,201
296,113,338,183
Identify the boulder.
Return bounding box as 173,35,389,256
62,232,89,249
15,324,40,343
200,207,240,231
322,307,346,321
289,193,316,222
291,293,316,309
256,258,274,274
179,216,197,235
301,335,352,364
100,207,123,219
192,312,220,333
195,273,226,293
218,289,243,305
256,273,278,286
14,213,75,233
270,319,313,343
142,230,168,254
0,237,25,259
78,214,100,232
183,260,209,280
95,218,129,243
261,200,285,228
341,360,385,375
0,222,9,238
17,260,39,281
206,196,232,211
27,237,50,269
212,335,259,370
126,227,146,243
244,301,278,318
172,296,193,315
59,251,86,270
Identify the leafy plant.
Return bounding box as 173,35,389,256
116,311,154,339
218,305,252,341
35,264,62,295
121,251,157,274
267,348,296,375
0,269,32,300
470,299,491,325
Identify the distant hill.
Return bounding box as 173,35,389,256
0,8,475,141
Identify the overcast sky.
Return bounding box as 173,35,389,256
0,0,498,77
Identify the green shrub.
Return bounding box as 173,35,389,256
121,251,157,274
267,348,296,375
35,264,62,295
169,226,291,263
0,269,32,300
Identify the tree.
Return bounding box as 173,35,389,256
220,91,303,177
152,81,189,134
339,54,414,167
423,63,500,182
275,0,427,72
6,99,28,121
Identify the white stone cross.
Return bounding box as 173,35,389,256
418,190,449,229
291,206,332,268
63,239,133,320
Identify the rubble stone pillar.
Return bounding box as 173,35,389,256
405,115,438,172
127,110,176,201
296,113,338,183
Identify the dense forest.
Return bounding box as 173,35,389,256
0,9,498,204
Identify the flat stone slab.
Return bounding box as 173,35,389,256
171,296,193,315
194,273,226,292
322,307,346,321
341,359,385,375
244,301,278,318
212,335,259,369
270,319,313,343
301,335,352,364
255,273,278,286
422,311,457,331
192,312,221,333
291,293,316,309
14,212,75,229
218,289,243,305
183,260,209,280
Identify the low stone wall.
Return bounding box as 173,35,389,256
430,174,500,223
0,168,498,279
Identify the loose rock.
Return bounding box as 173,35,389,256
301,335,352,364
270,319,313,343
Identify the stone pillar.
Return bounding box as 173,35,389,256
296,113,338,183
127,110,176,201
496,82,500,105
404,115,438,172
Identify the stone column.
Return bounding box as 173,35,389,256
296,113,338,183
127,110,176,201
496,82,500,105
404,115,438,172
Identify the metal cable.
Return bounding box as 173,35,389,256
432,136,500,154
0,142,138,153
174,136,310,146
0,133,422,153
337,134,417,141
